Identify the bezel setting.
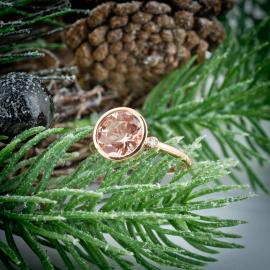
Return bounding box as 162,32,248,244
93,107,148,161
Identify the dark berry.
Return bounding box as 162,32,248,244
0,72,54,138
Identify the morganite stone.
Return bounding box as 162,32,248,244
96,110,144,159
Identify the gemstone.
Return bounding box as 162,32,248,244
0,72,54,138
145,137,159,149
95,109,145,159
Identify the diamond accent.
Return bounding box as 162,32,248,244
95,109,144,159
145,137,159,149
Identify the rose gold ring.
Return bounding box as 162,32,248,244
93,107,192,166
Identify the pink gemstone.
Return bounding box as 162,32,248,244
96,110,145,159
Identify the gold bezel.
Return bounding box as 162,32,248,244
93,107,148,161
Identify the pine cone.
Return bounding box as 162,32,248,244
65,0,234,106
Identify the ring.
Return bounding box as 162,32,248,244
93,107,192,166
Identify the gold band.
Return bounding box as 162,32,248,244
157,142,192,166
145,137,192,166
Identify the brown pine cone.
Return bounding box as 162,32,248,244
65,0,234,106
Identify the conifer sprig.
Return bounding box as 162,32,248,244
0,0,72,64
0,127,249,269
143,19,270,193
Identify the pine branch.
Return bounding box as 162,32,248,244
0,0,73,65
143,19,270,193
0,127,250,269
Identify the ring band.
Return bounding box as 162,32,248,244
145,137,192,166
93,107,192,166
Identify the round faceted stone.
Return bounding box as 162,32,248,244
95,109,145,159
